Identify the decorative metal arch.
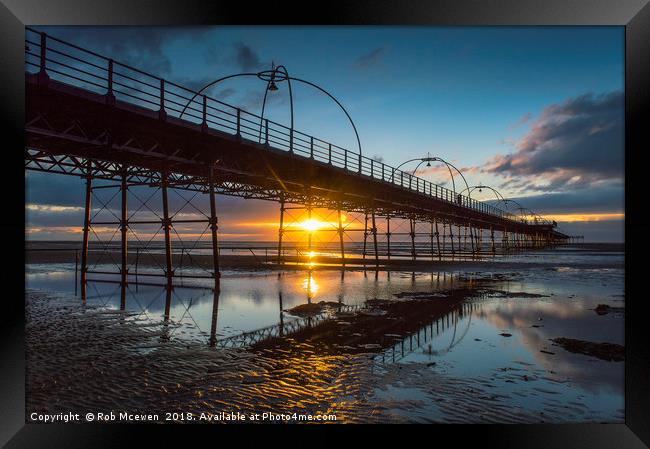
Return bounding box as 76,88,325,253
392,154,469,195
459,184,507,205
178,64,362,158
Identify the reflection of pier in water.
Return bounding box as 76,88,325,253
82,278,217,344
215,301,366,349
375,300,478,365
80,269,482,353
216,299,479,360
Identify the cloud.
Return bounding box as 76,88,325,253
509,112,532,129
353,47,388,69
484,184,624,215
174,75,237,100
25,172,280,230
483,90,623,192
233,42,265,72
35,26,211,76
552,220,624,242
26,172,85,207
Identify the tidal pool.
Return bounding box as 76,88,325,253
25,246,624,423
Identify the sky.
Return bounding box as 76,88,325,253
26,26,625,242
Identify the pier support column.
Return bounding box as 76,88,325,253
463,225,468,252
449,223,455,258
469,222,475,259
209,285,220,347
429,220,435,261
81,160,92,290
362,212,369,261
277,195,285,265
163,285,172,325
208,166,221,281
490,227,495,255
386,215,391,261
371,209,379,268
435,218,442,261
120,282,126,310
120,168,128,287
338,206,345,266
410,218,416,261
161,172,173,288
441,221,447,259
457,224,462,259
306,196,313,263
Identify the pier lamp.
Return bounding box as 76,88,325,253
393,152,470,195
178,62,363,160
459,184,507,204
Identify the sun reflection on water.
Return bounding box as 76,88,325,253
302,271,320,299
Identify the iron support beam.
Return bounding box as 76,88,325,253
80,160,92,287
307,197,313,262
209,285,220,347
208,166,221,280
161,171,173,286
277,195,285,265
386,215,391,260
435,218,441,261
371,209,379,267
338,206,345,266
410,218,416,261
449,222,455,258
491,227,495,255
430,220,435,261
362,212,368,260
120,169,128,286
469,222,475,258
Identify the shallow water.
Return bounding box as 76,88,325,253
25,246,624,423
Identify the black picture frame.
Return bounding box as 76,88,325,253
1,0,648,446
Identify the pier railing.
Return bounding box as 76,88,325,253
25,27,550,227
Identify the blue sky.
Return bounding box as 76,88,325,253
27,26,625,241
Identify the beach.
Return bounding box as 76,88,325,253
25,243,624,423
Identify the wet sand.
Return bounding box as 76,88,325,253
26,269,624,423
25,244,624,273
550,338,624,362
25,243,625,423
23,287,535,423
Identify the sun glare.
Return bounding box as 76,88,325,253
300,219,325,232
302,273,319,297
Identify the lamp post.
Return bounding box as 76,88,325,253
392,153,470,195
459,184,507,205
178,63,363,164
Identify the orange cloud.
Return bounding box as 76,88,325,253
539,212,624,222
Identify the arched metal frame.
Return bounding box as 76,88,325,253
257,65,293,141
500,200,536,220
459,185,507,205
496,199,543,223
178,65,362,159
393,155,469,195
518,207,544,223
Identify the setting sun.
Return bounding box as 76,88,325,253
300,219,326,232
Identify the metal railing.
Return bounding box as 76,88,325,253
25,27,550,227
